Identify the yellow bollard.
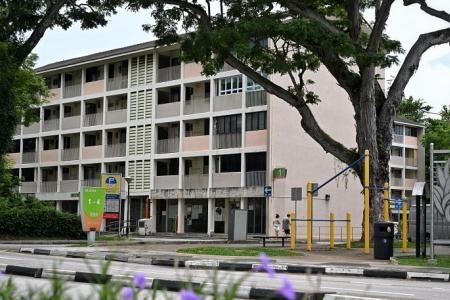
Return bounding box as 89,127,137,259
346,212,351,249
383,182,390,221
364,150,370,255
402,198,408,253
330,212,335,249
307,181,313,251
290,211,296,250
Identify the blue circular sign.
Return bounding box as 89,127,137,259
105,177,117,188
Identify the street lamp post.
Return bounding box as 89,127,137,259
124,176,133,237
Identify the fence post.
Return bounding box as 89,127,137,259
402,198,408,253
364,149,370,255
346,213,351,249
307,181,313,251
290,211,296,250
330,212,334,249
384,182,390,221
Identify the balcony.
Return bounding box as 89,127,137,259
84,112,103,127
62,116,81,130
156,102,180,119
390,177,403,187
63,84,81,98
106,109,127,124
82,145,102,160
246,90,267,107
23,123,40,135
183,135,209,152
184,174,208,189
81,179,101,187
405,157,418,167
7,153,20,165
40,181,57,193
212,172,241,188
156,138,179,154
22,152,38,164
405,178,416,188
154,175,179,189
107,76,128,91
84,80,104,95
213,93,242,111
60,180,79,193
61,148,79,161
41,149,58,163
21,182,37,193
105,143,126,157
390,156,403,166
214,133,242,149
245,130,267,147
404,136,418,147
184,98,210,115
49,88,61,103
42,119,59,132
157,65,181,82
392,134,404,144
246,171,266,186
183,62,202,78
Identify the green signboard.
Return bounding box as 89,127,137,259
81,187,106,232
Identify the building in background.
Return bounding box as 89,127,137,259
7,40,425,237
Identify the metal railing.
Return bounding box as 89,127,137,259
106,109,127,124
245,171,266,186
184,97,210,115
22,152,38,164
63,84,81,98
393,134,404,144
183,174,209,189
81,179,101,187
246,90,267,107
61,148,79,161
157,65,181,82
295,226,364,242
213,133,242,149
40,181,57,193
84,112,103,127
107,76,128,91
60,180,79,192
42,119,59,131
105,143,126,157
156,138,179,154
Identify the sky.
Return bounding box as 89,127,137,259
34,1,450,114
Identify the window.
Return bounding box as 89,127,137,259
391,147,403,157
215,154,241,173
246,111,267,131
85,134,99,147
393,125,403,135
86,66,102,82
215,115,241,134
64,105,72,117
216,76,242,96
246,77,263,91
405,126,418,137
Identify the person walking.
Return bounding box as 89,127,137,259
273,214,281,238
282,214,291,236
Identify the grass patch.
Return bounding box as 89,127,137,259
336,240,416,249
97,235,124,241
177,246,303,257
397,256,450,268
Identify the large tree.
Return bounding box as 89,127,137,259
397,96,432,123
127,0,450,224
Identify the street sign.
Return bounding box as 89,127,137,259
394,197,403,210
102,173,122,219
291,187,302,201
264,186,272,197
412,182,425,196
70,192,80,198
102,174,121,194
80,186,106,232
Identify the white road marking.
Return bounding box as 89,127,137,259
322,286,414,297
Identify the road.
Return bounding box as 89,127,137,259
0,251,448,299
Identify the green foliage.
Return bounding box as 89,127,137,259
397,96,432,123
422,116,450,154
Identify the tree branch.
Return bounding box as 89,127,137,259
404,0,450,23
367,0,394,52
346,0,361,41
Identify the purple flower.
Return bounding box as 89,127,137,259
277,276,295,300
255,252,276,278
179,289,200,300
133,272,147,289
122,287,133,300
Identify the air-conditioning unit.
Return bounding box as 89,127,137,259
138,218,152,236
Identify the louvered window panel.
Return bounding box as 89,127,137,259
137,91,145,120
143,160,151,190
145,90,152,119
144,125,152,154
130,57,138,87
136,125,144,155
135,160,144,190
129,91,137,121
138,56,146,86
130,54,153,87
128,161,136,190
128,126,137,156
146,54,153,84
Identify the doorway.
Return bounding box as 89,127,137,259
156,199,178,233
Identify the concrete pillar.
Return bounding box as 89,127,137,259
207,198,215,235
150,199,157,233
240,198,248,210
224,199,230,234
177,198,185,234
56,200,62,212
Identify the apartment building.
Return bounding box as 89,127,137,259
7,40,425,236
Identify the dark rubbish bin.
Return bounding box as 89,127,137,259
374,222,394,259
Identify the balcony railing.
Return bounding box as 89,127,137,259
246,90,267,107
154,175,179,189
393,134,404,144
84,112,103,127
213,93,242,111
157,65,181,82
156,138,180,154
63,84,81,98
81,179,101,187
246,171,266,186
105,143,126,157
23,123,40,134
61,148,79,161
21,181,37,193
212,172,241,188
183,174,209,189
213,133,242,149
106,109,127,124
390,177,403,187
22,152,38,164
405,157,418,167
40,181,57,193
184,97,210,115
156,102,180,118
42,119,59,132
107,76,128,91
390,155,403,166
60,180,79,192
62,115,81,130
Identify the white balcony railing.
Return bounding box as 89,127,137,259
21,181,37,193
62,115,81,130
60,180,79,192
106,109,127,124
81,179,101,187
107,76,128,91
393,134,404,144
40,181,57,193
22,152,38,164
246,90,267,107
63,84,81,98
157,65,181,82
390,177,403,187
246,171,266,186
42,119,59,131
105,143,126,157
184,97,210,115
405,157,418,167
83,112,103,127
183,174,209,189
61,148,79,161
213,133,242,149
23,123,40,134
156,138,180,154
